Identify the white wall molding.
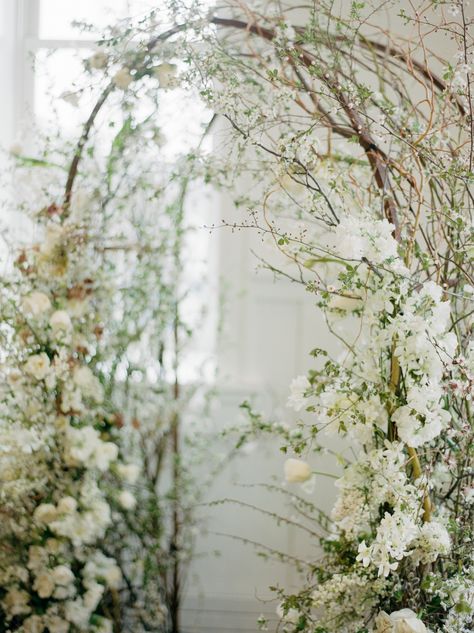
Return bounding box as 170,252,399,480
182,594,278,632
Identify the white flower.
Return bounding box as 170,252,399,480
24,353,50,380
412,521,451,564
102,565,122,590
33,503,57,525
9,142,23,156
46,615,69,633
84,552,121,589
83,583,105,611
64,599,90,628
23,615,44,633
73,366,104,402
57,496,78,514
284,458,312,483
116,462,140,484
28,546,48,571
287,375,310,411
2,588,31,616
89,50,108,69
356,541,371,567
24,616,45,633
154,63,177,88
95,442,119,471
22,292,51,316
66,426,117,471
333,215,398,264
52,565,75,586
113,67,133,89
118,490,136,510
33,571,55,598
375,608,427,633
50,310,72,334
46,538,62,554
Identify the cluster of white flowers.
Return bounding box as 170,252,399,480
0,216,134,632
311,572,388,633
282,211,461,628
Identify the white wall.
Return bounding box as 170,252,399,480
181,185,333,630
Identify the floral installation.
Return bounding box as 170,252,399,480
1,0,474,632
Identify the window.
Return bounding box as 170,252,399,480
6,0,160,134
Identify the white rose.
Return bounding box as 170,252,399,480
52,565,75,586
113,67,133,89
33,571,55,598
24,353,50,380
284,458,312,483
22,292,51,316
33,503,57,525
50,310,72,333
376,609,427,633
89,50,108,69
118,490,136,510
57,496,78,514
116,462,140,484
154,62,177,88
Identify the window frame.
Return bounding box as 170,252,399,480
8,0,99,139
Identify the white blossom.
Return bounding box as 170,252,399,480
22,292,51,316
113,67,133,89
24,353,50,380
284,458,312,483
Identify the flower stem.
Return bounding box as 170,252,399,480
389,351,432,522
